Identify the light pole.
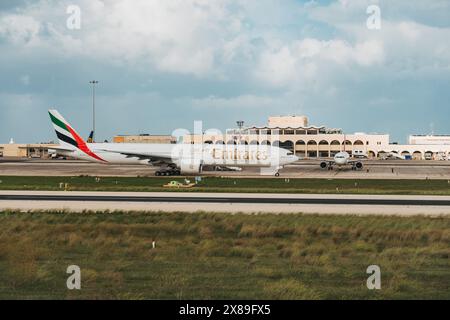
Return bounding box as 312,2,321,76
89,80,99,142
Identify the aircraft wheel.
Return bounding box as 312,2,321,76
275,172,280,177
155,171,161,176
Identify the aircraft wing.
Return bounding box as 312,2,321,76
347,158,366,164
48,146,75,152
96,149,174,164
317,158,335,164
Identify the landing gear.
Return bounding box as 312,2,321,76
274,172,280,177
155,169,181,176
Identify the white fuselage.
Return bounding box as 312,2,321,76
333,151,351,166
56,143,298,168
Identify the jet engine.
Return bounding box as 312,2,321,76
355,162,363,169
179,159,203,174
320,162,328,169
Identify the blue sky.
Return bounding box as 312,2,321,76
0,0,449,143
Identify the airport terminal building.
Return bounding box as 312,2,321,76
0,143,57,158
2,116,449,161
183,116,450,160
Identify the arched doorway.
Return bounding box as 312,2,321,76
330,140,341,156
378,151,387,159
401,151,411,158
280,140,294,153
295,140,306,157
412,151,422,160
342,140,352,154
318,140,329,157
307,140,317,158
424,151,433,160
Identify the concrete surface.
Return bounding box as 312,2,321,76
1,191,449,215
1,158,450,179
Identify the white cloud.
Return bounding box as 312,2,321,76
0,14,41,45
1,0,447,84
341,21,450,72
191,94,277,109
0,0,248,76
254,38,384,87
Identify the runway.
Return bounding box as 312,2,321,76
2,193,450,206
1,191,449,215
1,158,450,179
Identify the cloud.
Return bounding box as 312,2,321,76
0,14,41,45
191,94,277,108
254,38,384,87
0,0,251,77
0,0,449,143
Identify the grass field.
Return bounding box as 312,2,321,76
0,176,450,195
0,211,448,299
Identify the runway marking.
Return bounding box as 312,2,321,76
1,194,450,206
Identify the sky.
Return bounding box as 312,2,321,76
0,0,449,144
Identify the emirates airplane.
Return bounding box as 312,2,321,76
48,110,298,176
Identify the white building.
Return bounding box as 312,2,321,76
183,116,450,160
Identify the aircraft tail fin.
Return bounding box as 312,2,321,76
48,109,87,150
87,130,94,143
48,109,106,162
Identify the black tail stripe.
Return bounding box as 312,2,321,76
55,130,78,148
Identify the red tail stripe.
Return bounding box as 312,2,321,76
66,125,106,162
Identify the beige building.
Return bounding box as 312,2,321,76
183,116,450,160
3,117,449,161
113,134,176,144
409,135,450,145
0,143,58,158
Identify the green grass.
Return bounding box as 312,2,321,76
0,176,450,195
0,211,448,299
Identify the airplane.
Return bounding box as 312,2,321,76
319,151,364,170
86,130,94,143
381,152,405,160
48,109,299,176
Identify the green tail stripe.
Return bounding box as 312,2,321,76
49,112,68,132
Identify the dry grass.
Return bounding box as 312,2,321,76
0,210,448,299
